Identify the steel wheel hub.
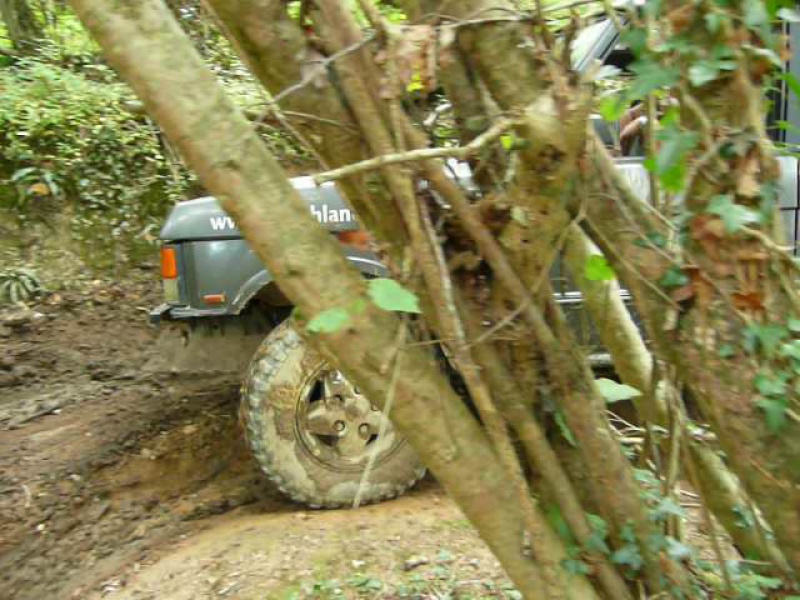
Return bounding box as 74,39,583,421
296,368,402,471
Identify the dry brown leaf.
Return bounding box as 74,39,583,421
732,291,765,311
670,284,695,303
736,151,761,198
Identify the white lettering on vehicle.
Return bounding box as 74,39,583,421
209,216,236,231
209,206,354,231
309,205,353,224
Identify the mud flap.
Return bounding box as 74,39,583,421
143,314,276,376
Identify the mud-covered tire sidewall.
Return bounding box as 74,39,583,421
240,321,425,508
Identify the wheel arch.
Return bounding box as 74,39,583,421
230,247,387,314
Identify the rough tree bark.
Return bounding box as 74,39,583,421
68,1,588,597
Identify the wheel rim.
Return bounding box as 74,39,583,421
295,364,405,472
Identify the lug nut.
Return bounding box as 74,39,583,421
334,420,346,432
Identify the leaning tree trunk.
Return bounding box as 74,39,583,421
0,0,42,53
67,1,597,597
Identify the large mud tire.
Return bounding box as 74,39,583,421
240,321,425,508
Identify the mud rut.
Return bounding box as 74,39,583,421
0,283,295,599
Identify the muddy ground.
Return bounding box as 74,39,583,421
0,281,511,600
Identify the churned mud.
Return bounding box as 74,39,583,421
0,281,509,600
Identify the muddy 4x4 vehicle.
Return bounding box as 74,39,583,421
150,18,800,508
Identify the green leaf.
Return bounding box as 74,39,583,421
554,411,577,447
500,134,514,151
651,497,686,521
646,126,698,192
689,61,720,87
584,514,610,554
546,505,575,544
611,544,643,570
599,94,626,122
307,307,352,334
368,278,421,314
718,344,736,358
658,266,689,289
757,397,788,433
561,558,591,575
704,12,725,33
788,317,800,332
707,195,761,233
744,323,788,356
628,59,680,99
754,372,788,397
665,537,693,560
584,255,616,281
595,378,642,403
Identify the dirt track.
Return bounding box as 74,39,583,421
0,282,508,599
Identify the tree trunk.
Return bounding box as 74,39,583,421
0,0,42,53
68,1,581,597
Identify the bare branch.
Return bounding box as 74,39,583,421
314,117,518,184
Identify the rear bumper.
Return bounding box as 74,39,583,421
149,303,172,325
149,303,231,325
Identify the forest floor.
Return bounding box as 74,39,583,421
0,277,514,600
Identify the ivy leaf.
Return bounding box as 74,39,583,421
707,195,761,233
599,94,626,122
659,266,689,289
595,378,642,403
754,372,787,397
611,545,643,570
307,307,351,334
584,514,610,554
718,344,736,358
584,255,616,281
628,59,680,99
665,537,693,560
689,61,720,87
743,323,788,356
646,126,698,192
546,505,575,544
745,1,775,45
561,558,591,575
757,397,788,433
704,12,725,33
554,411,577,447
651,497,686,521
368,278,421,314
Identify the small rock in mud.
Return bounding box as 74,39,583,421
3,310,44,328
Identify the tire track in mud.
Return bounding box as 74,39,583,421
0,374,302,600
0,286,296,599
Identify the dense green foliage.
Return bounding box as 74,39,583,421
0,1,311,285
0,55,191,216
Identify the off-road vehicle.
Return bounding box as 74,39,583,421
150,18,800,508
